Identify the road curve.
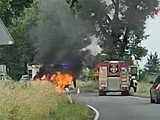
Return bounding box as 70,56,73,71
74,93,160,120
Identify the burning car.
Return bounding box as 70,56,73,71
32,63,76,93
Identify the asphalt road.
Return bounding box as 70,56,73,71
74,93,160,120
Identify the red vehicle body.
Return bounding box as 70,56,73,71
95,61,137,96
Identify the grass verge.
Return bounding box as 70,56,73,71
54,103,93,120
135,75,156,97
135,81,152,97
77,80,98,92
0,81,92,120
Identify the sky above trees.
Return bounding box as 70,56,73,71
140,14,160,67
143,14,160,53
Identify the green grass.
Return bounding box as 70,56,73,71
53,103,92,120
0,81,92,120
77,80,98,92
135,74,156,97
135,81,152,97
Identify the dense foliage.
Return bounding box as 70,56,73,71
0,0,40,79
77,0,158,62
144,52,160,75
0,0,34,27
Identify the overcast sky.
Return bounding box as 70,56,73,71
143,14,160,53
140,14,160,67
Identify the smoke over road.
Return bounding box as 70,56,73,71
30,0,92,74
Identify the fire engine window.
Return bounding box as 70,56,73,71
121,67,127,73
131,67,137,75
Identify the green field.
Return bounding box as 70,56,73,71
0,81,92,120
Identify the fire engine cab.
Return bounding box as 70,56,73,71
95,61,138,96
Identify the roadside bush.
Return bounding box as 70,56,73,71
135,74,156,97
139,72,157,83
77,80,98,92
135,81,152,97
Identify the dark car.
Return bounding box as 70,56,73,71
150,75,160,104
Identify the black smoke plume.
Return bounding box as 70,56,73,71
30,0,91,75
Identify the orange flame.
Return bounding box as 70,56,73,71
37,72,76,93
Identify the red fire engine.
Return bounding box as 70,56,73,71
95,61,138,96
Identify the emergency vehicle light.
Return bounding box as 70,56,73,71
60,63,70,66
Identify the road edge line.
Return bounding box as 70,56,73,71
87,105,100,120
134,95,150,98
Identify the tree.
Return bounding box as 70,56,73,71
0,0,40,79
0,0,34,27
144,52,160,75
66,0,80,8
76,0,158,61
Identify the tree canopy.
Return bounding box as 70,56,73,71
0,0,40,79
144,52,160,75
76,0,158,62
0,0,34,27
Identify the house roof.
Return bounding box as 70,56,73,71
0,18,14,45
